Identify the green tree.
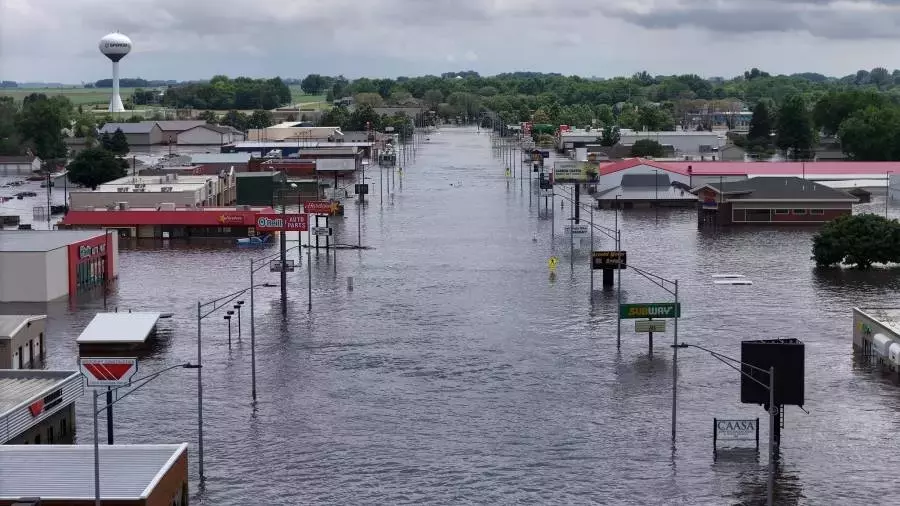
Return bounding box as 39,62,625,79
247,110,274,129
423,89,444,110
630,139,665,157
813,90,887,136
346,103,381,131
0,97,21,155
220,110,249,131
67,147,127,189
838,105,900,160
15,93,72,160
354,92,384,107
599,126,621,146
300,74,327,95
318,106,350,128
747,102,773,150
812,213,900,269
776,95,815,160
197,110,218,124
108,129,129,155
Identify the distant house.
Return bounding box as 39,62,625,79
0,155,41,175
693,176,858,227
177,124,246,145
98,122,163,146
155,120,206,144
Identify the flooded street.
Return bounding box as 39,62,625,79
11,127,900,504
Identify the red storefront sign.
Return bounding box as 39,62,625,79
255,213,309,232
67,233,114,299
303,201,340,214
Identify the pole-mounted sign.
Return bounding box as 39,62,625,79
255,213,309,232
593,251,627,270
79,357,138,387
619,303,681,319
304,201,341,215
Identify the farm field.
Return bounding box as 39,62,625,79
0,85,329,110
0,86,136,106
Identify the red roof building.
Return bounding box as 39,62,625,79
60,206,275,239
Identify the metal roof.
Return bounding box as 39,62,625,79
595,186,697,201
0,444,188,500
704,177,859,201
0,314,45,339
230,141,373,148
76,312,162,344
155,120,205,131
188,153,251,164
98,122,159,135
0,230,106,252
0,370,79,417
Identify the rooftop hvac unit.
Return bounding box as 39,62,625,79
238,205,251,211
117,187,129,192
117,202,129,210
158,202,177,211
161,186,173,193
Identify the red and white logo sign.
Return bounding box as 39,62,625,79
79,357,138,387
29,400,44,417
255,213,309,232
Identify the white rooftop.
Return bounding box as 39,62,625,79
76,312,162,344
0,314,45,338
0,370,79,418
0,230,106,252
0,444,188,500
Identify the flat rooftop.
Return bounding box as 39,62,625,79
77,312,162,344
0,230,105,252
68,206,272,213
857,307,900,335
0,444,188,500
0,314,45,338
0,370,79,417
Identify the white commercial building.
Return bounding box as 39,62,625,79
0,315,47,369
176,124,246,145
0,369,82,445
69,172,236,209
559,128,726,159
0,230,119,302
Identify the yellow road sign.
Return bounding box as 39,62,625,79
548,256,559,271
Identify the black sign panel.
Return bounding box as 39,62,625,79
354,184,369,195
539,178,553,190
592,250,627,270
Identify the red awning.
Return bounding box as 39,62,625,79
61,208,275,227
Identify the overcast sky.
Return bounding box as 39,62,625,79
4,0,900,83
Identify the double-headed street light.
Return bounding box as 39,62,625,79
673,343,776,506
92,362,200,505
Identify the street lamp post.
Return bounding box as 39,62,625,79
234,301,244,340
224,311,233,348
91,362,200,505
673,343,776,506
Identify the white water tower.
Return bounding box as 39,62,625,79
98,32,132,113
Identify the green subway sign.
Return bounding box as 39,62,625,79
619,303,681,319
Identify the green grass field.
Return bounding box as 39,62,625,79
0,87,136,106
1,85,328,110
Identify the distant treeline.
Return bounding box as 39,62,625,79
0,81,17,88
157,76,292,110
91,78,176,88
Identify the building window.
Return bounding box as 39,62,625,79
810,209,825,215
792,209,807,215
47,426,54,444
34,433,41,444
774,209,789,215
60,418,68,437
